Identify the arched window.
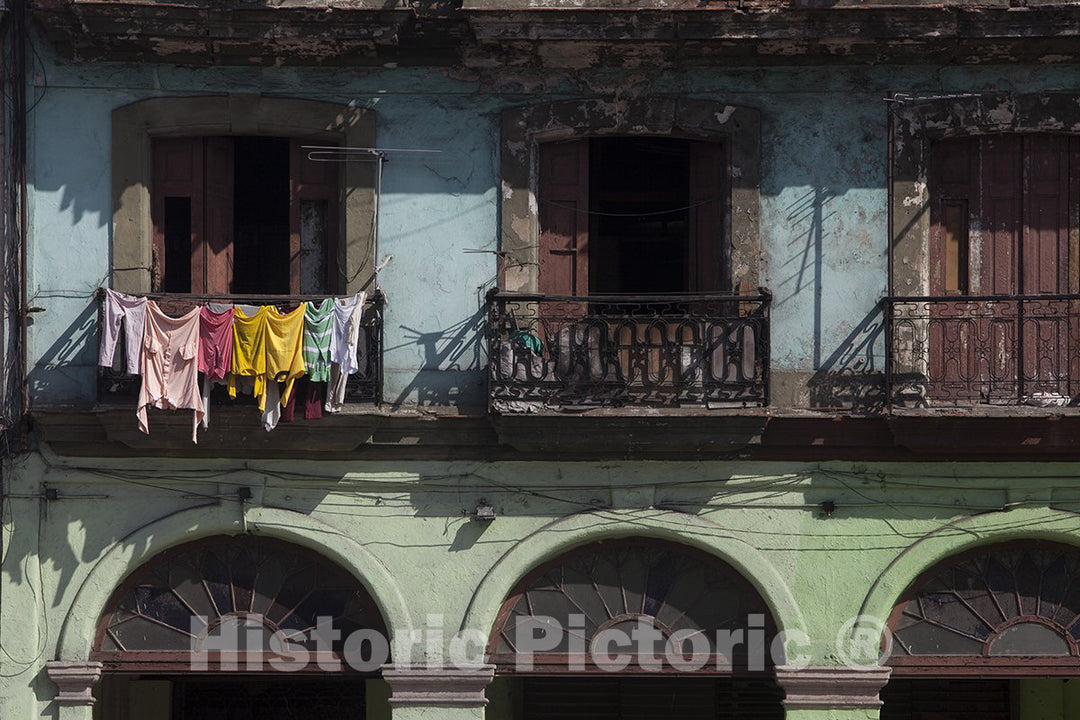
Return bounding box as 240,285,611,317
488,538,777,674
888,541,1080,675
93,535,387,673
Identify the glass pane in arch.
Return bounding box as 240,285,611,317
888,541,1080,675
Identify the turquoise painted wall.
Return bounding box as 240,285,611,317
24,32,1080,406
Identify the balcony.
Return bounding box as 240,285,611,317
487,290,770,414
886,294,1080,410
97,291,384,406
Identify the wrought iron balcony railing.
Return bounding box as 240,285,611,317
886,294,1080,408
97,290,383,405
487,290,771,412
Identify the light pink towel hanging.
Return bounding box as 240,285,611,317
137,301,204,442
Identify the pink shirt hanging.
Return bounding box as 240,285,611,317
199,306,234,382
137,301,204,442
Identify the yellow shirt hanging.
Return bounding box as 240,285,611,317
229,306,269,405
265,303,307,408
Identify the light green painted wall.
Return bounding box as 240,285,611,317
5,453,1080,717
1016,679,1080,720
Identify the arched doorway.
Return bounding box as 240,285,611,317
486,538,784,720
883,540,1080,720
90,535,388,720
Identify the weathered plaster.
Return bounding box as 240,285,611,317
111,94,375,295
460,507,807,645
498,96,760,294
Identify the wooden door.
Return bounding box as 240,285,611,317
927,135,1075,404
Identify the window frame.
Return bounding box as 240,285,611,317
499,98,762,294
112,95,376,295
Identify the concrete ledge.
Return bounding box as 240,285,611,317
775,665,891,709
382,665,495,707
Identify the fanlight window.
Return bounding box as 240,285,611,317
489,539,775,673
93,535,386,671
889,542,1080,673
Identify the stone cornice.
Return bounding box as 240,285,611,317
774,665,892,709
382,664,495,707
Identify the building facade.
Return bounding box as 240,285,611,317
4,0,1080,718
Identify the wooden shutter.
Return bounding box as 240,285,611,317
539,140,590,296
151,138,204,293
929,137,977,296
979,135,1023,295
689,141,726,292
1023,135,1071,295
290,139,341,294
201,137,234,295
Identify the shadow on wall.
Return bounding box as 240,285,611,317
770,185,885,411
806,305,885,413
778,186,838,369
26,299,99,406
390,307,487,407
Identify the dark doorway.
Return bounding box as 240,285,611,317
589,137,692,295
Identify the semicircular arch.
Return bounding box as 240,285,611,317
463,509,805,657
57,503,412,662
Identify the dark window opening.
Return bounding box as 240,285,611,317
174,679,367,720
232,137,291,295
162,197,192,294
522,677,783,720
589,137,691,295
537,137,725,298
151,135,339,296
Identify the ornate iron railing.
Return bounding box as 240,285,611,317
487,290,771,411
97,290,383,405
885,294,1080,408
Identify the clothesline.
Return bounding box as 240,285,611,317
93,287,385,304
99,288,372,444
